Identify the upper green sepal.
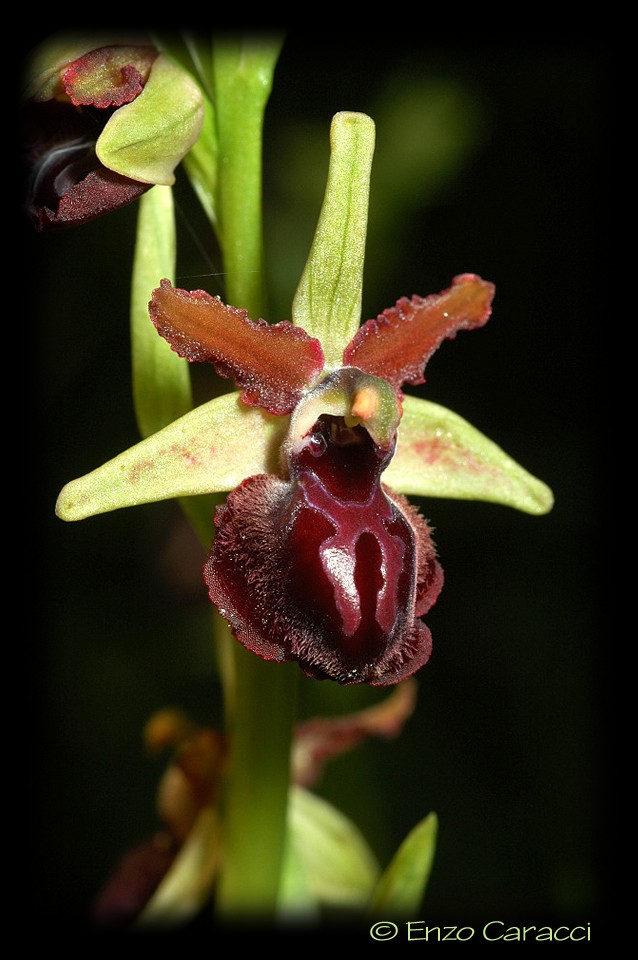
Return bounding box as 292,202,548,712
55,391,286,522
292,112,376,369
384,395,554,515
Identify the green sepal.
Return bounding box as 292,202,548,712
384,395,554,515
278,786,381,918
97,53,205,185
367,812,438,918
292,112,376,369
55,392,287,522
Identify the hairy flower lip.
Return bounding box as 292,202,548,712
34,168,151,230
205,388,444,686
22,97,152,229
22,63,151,228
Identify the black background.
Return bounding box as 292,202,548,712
24,31,604,935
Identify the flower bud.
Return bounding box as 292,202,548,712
22,37,204,228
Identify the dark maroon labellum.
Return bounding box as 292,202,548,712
205,402,443,686
22,98,150,230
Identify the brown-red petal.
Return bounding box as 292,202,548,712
150,281,325,415
343,274,495,393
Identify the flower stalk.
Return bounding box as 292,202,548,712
195,35,293,921
216,650,298,919
210,35,284,316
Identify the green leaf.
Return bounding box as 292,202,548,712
131,185,193,439
97,53,205,185
383,395,554,515
368,812,438,918
279,786,381,918
292,112,376,369
55,391,287,522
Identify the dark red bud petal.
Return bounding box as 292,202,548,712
62,45,158,108
22,97,150,230
33,166,150,230
205,412,443,686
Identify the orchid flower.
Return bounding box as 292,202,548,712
55,112,553,690
21,34,204,229
29,27,558,921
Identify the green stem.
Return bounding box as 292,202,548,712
209,34,296,923
211,34,283,317
216,648,297,921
